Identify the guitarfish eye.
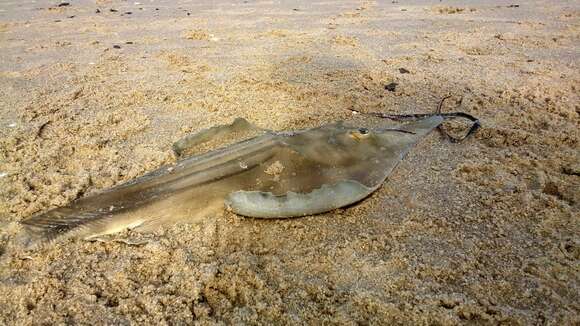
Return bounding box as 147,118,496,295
358,128,369,135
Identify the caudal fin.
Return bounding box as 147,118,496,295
19,207,114,248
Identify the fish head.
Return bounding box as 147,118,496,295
285,116,443,187
290,116,443,165
370,115,444,151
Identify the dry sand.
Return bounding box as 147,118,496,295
0,0,578,324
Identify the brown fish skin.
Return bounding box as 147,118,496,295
19,116,443,248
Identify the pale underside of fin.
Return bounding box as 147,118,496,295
225,180,377,218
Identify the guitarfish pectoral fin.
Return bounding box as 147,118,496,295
225,180,378,218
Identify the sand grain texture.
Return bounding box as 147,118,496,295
0,0,578,324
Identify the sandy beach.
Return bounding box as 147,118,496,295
0,0,578,324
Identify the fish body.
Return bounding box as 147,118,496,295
20,116,444,247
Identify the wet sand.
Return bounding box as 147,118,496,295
0,0,578,324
